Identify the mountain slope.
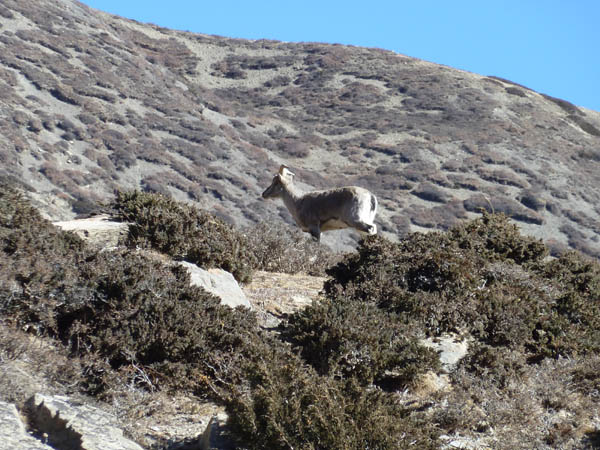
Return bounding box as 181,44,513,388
1,0,599,254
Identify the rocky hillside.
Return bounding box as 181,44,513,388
1,0,600,254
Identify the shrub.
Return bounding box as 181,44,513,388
0,185,262,398
532,251,600,357
50,249,260,396
0,184,86,259
476,167,528,188
0,183,88,331
2,246,261,398
411,182,449,203
457,342,526,389
569,115,600,138
539,251,600,297
542,94,581,115
324,232,484,312
281,297,439,388
505,87,527,97
225,348,439,450
109,190,256,282
464,195,544,226
447,212,547,264
571,356,600,397
322,213,600,361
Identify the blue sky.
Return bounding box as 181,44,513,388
81,1,600,112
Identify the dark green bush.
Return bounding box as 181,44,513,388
323,231,484,316
61,250,259,395
6,246,260,397
109,190,256,282
0,186,261,397
0,184,86,262
469,279,547,347
539,251,600,298
324,212,542,306
447,212,548,264
281,297,439,388
532,251,600,356
323,214,599,361
226,348,439,450
0,184,88,331
456,342,526,389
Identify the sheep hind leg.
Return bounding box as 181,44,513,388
351,220,377,236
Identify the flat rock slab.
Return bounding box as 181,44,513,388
179,262,252,309
53,215,129,248
0,401,53,449
29,394,144,450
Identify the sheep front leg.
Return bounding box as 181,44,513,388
308,224,321,242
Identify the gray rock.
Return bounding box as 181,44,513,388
0,401,52,449
440,433,493,449
28,394,144,450
421,333,469,372
179,261,252,309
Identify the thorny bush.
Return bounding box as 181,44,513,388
324,212,600,361
109,190,257,282
281,297,439,388
225,346,439,450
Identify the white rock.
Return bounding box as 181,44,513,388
421,333,470,372
53,215,129,247
178,261,252,309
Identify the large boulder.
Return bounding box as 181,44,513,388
179,261,252,309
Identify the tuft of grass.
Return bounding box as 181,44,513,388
244,221,341,275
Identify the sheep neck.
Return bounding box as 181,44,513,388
280,180,303,220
